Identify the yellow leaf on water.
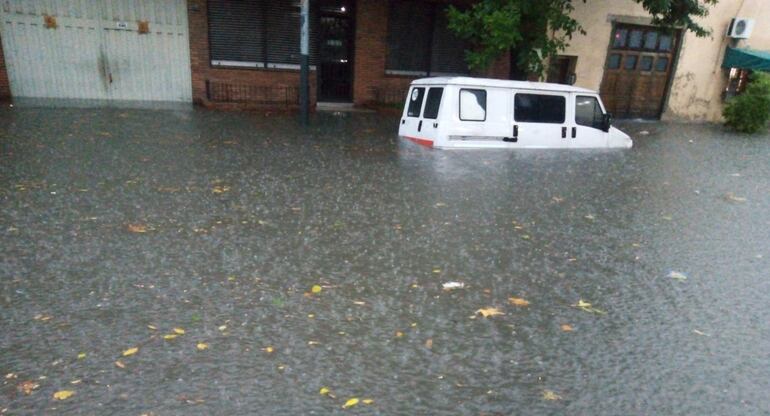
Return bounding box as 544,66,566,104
476,307,505,318
542,390,562,401
173,328,185,335
561,324,574,332
127,223,148,233
77,352,86,359
319,387,330,396
53,390,75,400
147,325,157,330
311,285,322,294
395,331,404,338
163,334,178,340
508,297,530,307
264,346,274,353
362,399,374,405
342,398,359,409
122,347,138,357
218,325,227,331
196,342,209,351
114,360,126,369
574,299,607,315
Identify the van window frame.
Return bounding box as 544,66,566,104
407,87,426,118
574,95,606,131
422,87,444,120
458,88,487,122
513,92,567,124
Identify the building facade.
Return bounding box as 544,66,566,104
0,0,768,122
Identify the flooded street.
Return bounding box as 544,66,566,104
1,107,769,415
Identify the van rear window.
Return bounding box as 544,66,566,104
514,93,566,124
407,87,425,117
423,88,443,119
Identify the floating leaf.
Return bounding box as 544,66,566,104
425,338,433,349
147,325,157,330
363,399,374,405
508,297,530,307
560,324,574,332
311,285,322,294
476,307,505,318
574,300,607,315
212,185,231,194
442,281,465,291
77,352,86,359
263,346,274,353
127,223,148,233
218,325,227,331
53,390,75,400
18,380,39,395
122,347,138,357
196,342,209,351
542,390,562,401
163,334,178,340
342,398,359,409
668,271,688,281
394,331,404,338
173,327,185,335
114,360,126,369
319,387,330,396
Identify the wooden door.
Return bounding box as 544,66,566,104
599,25,678,119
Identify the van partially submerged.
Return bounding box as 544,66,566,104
398,77,632,149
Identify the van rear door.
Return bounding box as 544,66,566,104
512,91,569,148
399,86,427,145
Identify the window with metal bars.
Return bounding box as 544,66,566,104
385,0,470,76
208,0,317,70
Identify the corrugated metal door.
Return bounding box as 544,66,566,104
0,0,192,102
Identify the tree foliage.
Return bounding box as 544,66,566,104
723,72,770,134
447,0,718,74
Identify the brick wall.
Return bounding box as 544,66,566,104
187,0,508,109
187,0,316,109
0,32,10,101
352,0,510,107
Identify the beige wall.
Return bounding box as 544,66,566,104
560,0,770,122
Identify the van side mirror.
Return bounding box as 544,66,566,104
602,113,613,132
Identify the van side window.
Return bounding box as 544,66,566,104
575,96,605,130
514,94,566,124
459,89,486,121
423,88,444,119
407,87,425,117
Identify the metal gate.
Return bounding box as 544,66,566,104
0,0,192,102
599,24,679,119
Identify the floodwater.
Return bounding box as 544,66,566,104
1,107,768,415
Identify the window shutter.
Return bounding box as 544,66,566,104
208,0,265,64
265,1,301,66
386,0,432,74
430,6,469,75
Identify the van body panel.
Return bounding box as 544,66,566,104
398,77,632,150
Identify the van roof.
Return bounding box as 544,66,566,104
411,76,596,94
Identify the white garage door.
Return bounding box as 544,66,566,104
0,0,192,102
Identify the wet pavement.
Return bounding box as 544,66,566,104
1,106,769,415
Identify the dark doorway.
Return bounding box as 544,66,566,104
318,1,354,102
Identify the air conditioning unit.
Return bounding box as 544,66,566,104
727,18,754,39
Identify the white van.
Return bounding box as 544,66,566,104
398,77,632,149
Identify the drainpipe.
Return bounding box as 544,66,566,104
299,0,310,126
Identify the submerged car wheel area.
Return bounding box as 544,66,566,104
398,77,633,149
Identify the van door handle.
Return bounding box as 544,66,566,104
571,127,577,138
513,125,518,138
418,120,423,132
433,122,438,128
562,127,567,138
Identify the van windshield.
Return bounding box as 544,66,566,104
407,87,425,117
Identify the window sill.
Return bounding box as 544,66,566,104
211,61,317,72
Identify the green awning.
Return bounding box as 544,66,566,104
722,47,770,71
